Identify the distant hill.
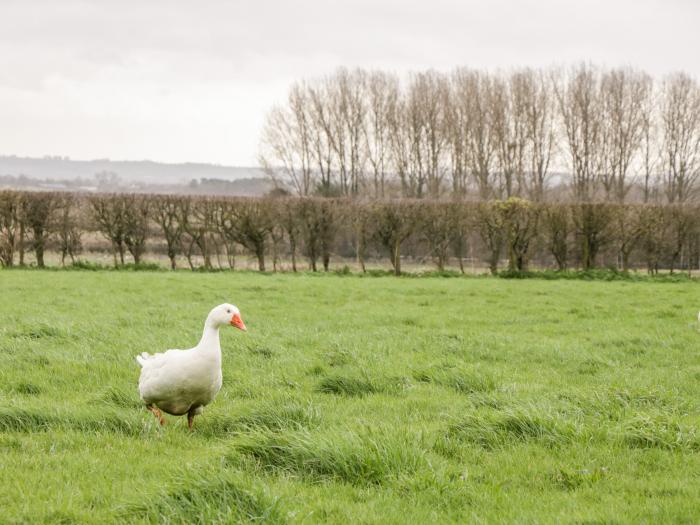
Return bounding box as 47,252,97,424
0,155,265,184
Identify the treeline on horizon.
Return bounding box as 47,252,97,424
259,64,700,203
1,190,700,276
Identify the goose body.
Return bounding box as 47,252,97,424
136,303,246,428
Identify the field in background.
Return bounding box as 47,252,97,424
1,271,700,523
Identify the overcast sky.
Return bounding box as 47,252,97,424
1,0,698,166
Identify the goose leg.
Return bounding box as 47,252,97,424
187,410,196,431
147,405,166,426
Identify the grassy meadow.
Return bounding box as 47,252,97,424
1,270,700,523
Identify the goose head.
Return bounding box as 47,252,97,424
207,303,247,331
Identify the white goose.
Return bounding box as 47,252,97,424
136,303,247,429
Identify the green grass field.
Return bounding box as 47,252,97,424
1,270,700,524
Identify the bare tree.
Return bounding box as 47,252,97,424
365,72,398,198
449,201,473,273
612,204,643,271
499,197,540,271
660,73,700,203
369,200,418,275
259,82,315,196
179,197,217,270
0,191,19,267
412,71,450,198
555,64,603,201
599,68,652,202
571,203,614,270
307,80,338,196
89,194,126,266
387,92,414,197
491,73,527,198
275,198,302,272
24,192,58,267
16,194,29,266
445,80,470,197
55,193,83,266
640,85,661,203
152,195,184,269
220,198,273,271
454,69,497,199
474,200,504,274
122,194,150,265
637,204,667,274
330,69,367,196
419,200,456,270
541,203,570,270
318,199,338,271
347,199,372,272
297,198,337,271
666,204,695,272
519,69,556,201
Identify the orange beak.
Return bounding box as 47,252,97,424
230,313,247,331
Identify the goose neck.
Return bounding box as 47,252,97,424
198,323,221,351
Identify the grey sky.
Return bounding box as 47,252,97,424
1,0,698,166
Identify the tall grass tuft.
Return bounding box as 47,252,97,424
440,407,580,451
98,386,143,408
413,366,497,394
234,427,427,485
316,375,381,397
621,415,700,452
187,400,321,437
0,408,56,432
236,400,320,432
0,408,144,436
12,382,42,395
123,472,283,524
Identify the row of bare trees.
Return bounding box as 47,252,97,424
260,65,700,204
2,190,700,275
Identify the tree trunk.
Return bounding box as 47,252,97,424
670,252,678,274
489,258,498,275
582,240,592,270
18,223,25,266
393,241,401,276
256,245,266,272
508,245,517,271
197,235,211,270
186,239,195,270
35,242,45,268
621,250,630,272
